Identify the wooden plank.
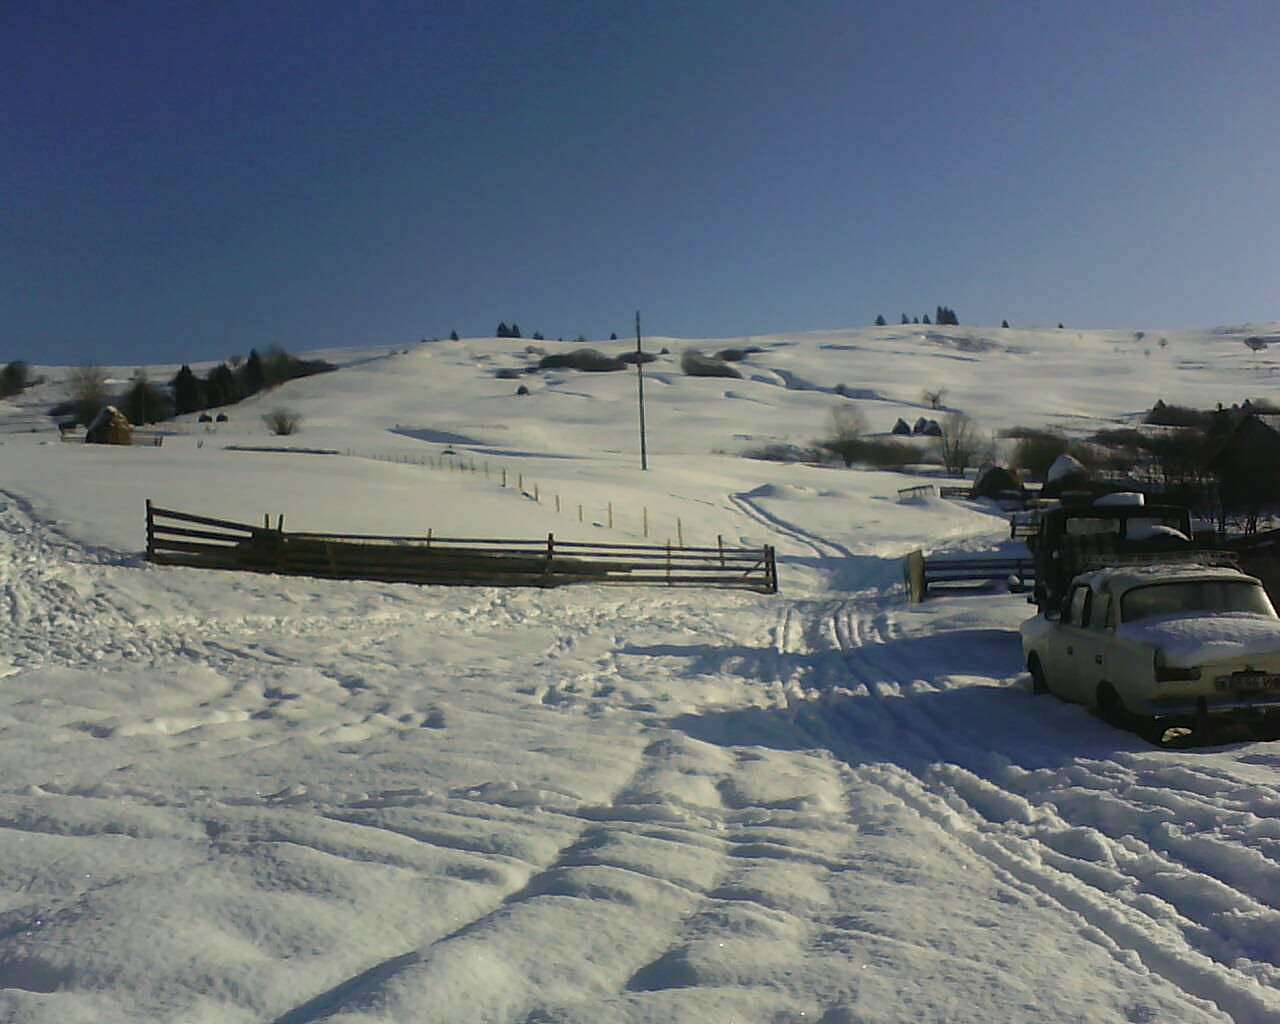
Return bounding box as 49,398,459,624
150,524,254,543
150,506,261,531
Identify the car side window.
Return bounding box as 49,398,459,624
1068,586,1090,627
1090,592,1112,630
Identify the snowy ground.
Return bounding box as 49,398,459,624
3,323,1280,1022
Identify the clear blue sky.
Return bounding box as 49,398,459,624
5,0,1279,365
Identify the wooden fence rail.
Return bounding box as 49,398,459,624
146,502,778,593
904,549,1035,603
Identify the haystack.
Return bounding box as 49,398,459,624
85,405,133,445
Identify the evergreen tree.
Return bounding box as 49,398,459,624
1001,319,1010,328
901,314,909,324
1058,323,1065,329
912,317,919,324
610,332,618,340
874,315,886,326
510,323,522,339
0,360,30,397
242,350,265,394
449,330,459,341
533,331,544,341
171,364,204,415
497,322,510,338
121,370,173,425
204,363,240,407
922,314,932,325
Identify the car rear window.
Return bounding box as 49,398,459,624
1121,581,1275,623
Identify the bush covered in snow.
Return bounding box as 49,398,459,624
538,349,626,372
681,349,742,379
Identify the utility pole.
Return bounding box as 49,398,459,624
635,310,648,471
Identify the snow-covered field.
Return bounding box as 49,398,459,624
3,322,1280,1023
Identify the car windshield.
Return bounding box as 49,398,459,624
1121,581,1276,623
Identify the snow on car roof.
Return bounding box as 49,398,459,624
1075,562,1257,594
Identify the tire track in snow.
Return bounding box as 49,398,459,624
790,595,1280,1020
728,490,852,560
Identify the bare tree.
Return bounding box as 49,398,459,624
822,404,871,467
67,365,109,425
937,412,980,477
830,404,868,443
921,387,948,410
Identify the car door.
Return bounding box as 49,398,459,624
1048,584,1092,700
1071,589,1112,707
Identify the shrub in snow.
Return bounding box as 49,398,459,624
742,443,822,463
538,349,626,372
263,409,301,436
680,350,742,379
1009,428,1071,481
516,385,530,396
714,346,763,362
1144,399,1212,429
494,368,521,379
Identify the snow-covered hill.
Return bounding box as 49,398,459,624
2,322,1280,1022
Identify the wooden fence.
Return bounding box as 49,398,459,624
904,549,1035,603
145,502,778,593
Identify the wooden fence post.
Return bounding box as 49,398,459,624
608,502,613,529
502,468,507,488
905,549,926,604
518,473,523,492
534,483,539,503
677,518,683,547
145,499,154,558
718,534,725,568
666,540,672,584
643,507,648,538
578,504,583,523
555,494,561,513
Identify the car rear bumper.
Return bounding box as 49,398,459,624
1135,693,1280,717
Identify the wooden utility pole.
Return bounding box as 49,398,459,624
636,310,648,471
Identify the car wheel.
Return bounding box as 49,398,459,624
1096,683,1130,728
1256,711,1280,742
1028,656,1049,695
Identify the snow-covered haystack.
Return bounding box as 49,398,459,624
1043,452,1090,497
85,405,132,445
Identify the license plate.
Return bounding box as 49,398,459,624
1215,673,1280,693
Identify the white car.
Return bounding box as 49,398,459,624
1021,563,1280,733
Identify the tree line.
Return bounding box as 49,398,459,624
55,347,335,427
